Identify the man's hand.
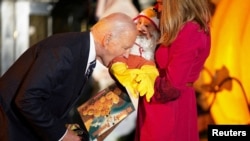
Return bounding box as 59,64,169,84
62,129,82,141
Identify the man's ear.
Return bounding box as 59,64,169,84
103,33,112,48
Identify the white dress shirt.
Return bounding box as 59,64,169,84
85,32,96,74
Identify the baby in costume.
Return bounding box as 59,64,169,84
109,6,160,103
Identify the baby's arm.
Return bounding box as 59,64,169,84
109,54,159,102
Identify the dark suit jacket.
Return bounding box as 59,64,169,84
0,32,91,141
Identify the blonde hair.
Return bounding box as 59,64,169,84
158,0,211,46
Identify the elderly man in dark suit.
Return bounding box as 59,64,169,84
0,13,137,141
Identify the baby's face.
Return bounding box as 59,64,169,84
136,17,157,39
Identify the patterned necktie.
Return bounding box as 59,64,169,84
86,60,96,79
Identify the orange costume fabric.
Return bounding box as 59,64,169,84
110,54,155,69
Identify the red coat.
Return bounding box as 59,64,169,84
135,22,211,141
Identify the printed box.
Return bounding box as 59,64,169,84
77,83,135,140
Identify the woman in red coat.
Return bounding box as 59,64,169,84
134,0,212,141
